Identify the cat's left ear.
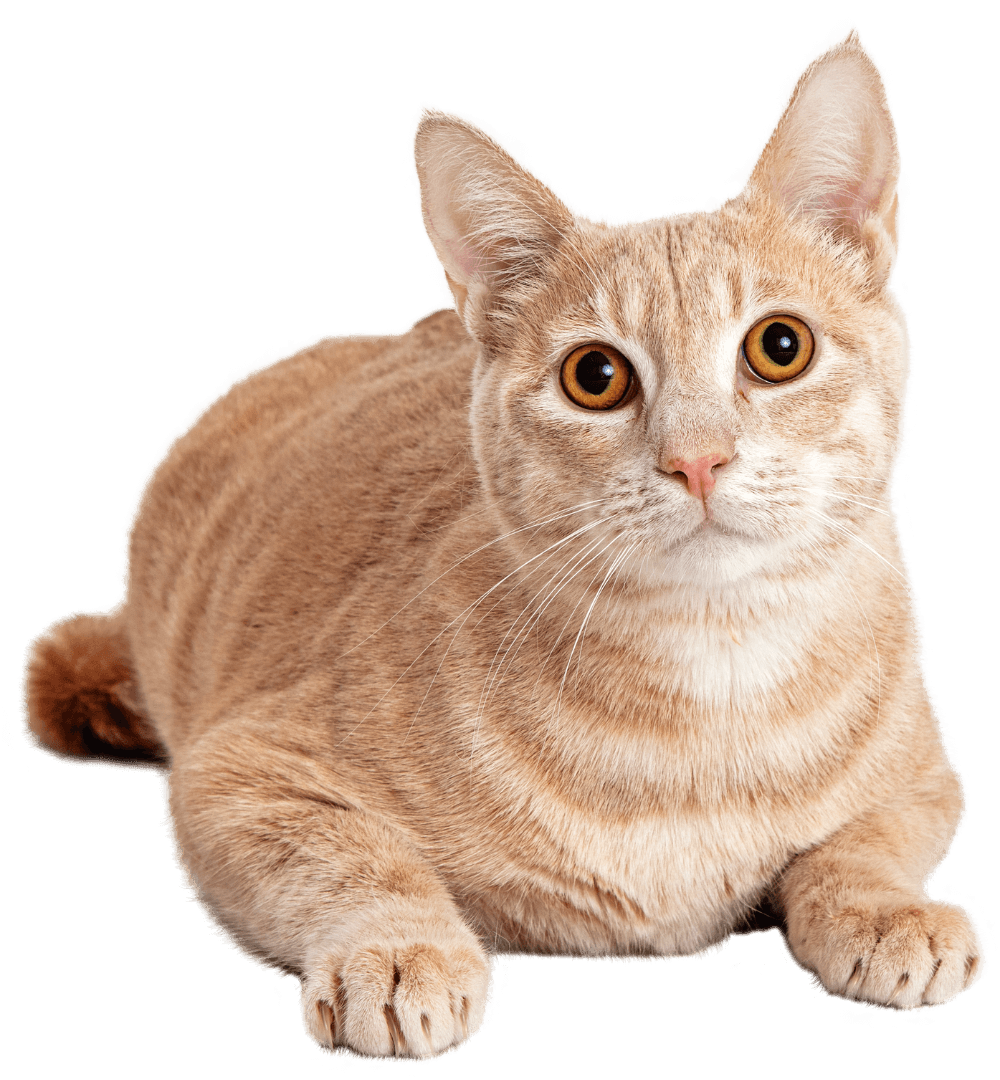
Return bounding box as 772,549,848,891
747,33,899,283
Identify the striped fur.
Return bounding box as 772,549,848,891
27,36,978,1056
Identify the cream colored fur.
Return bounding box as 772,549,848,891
27,34,979,1056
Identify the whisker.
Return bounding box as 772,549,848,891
408,518,609,738
336,516,607,746
571,540,641,695
555,540,639,719
802,507,907,583
465,524,603,638
471,530,628,761
477,529,620,723
829,474,890,484
783,482,891,517
337,498,609,660
514,534,630,707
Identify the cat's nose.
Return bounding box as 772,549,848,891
662,451,731,502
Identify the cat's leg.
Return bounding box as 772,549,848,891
777,760,979,1008
169,717,488,1057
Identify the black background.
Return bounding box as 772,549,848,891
7,14,993,1071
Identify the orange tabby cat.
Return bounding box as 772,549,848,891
27,34,979,1057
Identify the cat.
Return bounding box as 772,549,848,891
26,33,979,1057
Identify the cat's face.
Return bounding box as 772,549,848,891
467,208,906,590
418,37,903,593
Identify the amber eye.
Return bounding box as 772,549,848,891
560,344,634,410
742,315,814,383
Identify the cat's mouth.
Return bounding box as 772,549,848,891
651,508,786,561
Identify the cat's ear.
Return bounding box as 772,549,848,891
747,34,899,281
415,112,574,334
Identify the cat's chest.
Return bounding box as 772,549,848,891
453,781,803,955
444,571,873,952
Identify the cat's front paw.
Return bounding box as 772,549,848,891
302,905,489,1057
788,896,979,1008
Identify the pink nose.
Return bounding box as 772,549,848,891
663,452,730,502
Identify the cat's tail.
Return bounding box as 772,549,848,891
25,612,167,763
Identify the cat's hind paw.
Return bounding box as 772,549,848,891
302,910,489,1057
789,897,979,1008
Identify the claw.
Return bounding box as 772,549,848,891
316,1000,336,1047
964,955,979,986
384,1003,407,1056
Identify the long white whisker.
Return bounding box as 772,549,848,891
783,483,891,517
336,517,606,746
465,519,610,639
517,533,629,706
470,530,625,762
555,540,638,718
572,540,641,695
408,516,609,738
337,498,608,660
477,529,618,722
803,507,907,583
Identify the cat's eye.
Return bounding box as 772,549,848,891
742,315,814,383
560,344,634,410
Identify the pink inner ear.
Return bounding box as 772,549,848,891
427,205,486,282
820,181,857,221
813,172,889,226
758,49,898,240
445,234,484,280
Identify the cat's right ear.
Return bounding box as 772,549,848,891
415,112,574,337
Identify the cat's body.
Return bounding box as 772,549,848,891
27,36,979,1056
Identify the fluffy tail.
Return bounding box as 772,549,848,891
26,613,167,763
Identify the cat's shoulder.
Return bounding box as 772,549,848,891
308,307,469,371
279,308,473,404
138,310,474,533
188,309,471,445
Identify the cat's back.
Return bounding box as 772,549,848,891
127,310,478,748
130,308,472,547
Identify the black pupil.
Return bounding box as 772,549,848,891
576,351,616,395
761,322,799,366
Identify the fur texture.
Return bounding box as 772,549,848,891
26,35,978,1056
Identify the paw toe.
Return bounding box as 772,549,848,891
303,928,488,1057
792,897,979,1009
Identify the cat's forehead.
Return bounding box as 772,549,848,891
546,209,859,374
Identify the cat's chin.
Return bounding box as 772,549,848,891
642,521,798,590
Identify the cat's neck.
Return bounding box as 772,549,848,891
538,517,906,708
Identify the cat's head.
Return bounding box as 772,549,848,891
416,35,904,593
